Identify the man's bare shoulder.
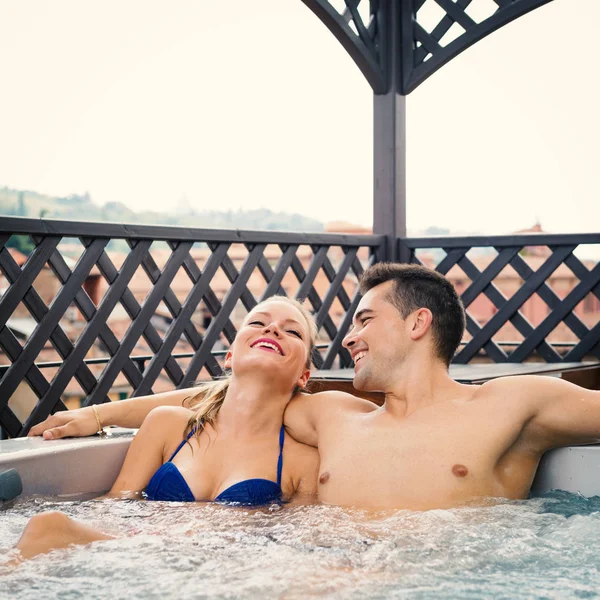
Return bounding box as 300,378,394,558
472,374,575,409
284,389,377,446
477,374,561,393
291,390,377,414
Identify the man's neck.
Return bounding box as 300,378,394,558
382,358,462,419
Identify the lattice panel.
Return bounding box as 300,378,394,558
401,234,600,364
0,220,381,437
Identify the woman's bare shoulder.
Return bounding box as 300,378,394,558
137,406,196,461
143,405,194,431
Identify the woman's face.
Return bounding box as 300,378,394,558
225,300,312,391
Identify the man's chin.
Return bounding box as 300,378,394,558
352,369,381,392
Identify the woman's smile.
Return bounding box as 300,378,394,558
251,337,284,355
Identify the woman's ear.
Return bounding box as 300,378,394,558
224,349,233,370
296,368,310,390
409,308,433,341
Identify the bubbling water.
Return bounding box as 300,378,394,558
3,492,600,599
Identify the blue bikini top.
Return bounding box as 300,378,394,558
145,423,285,506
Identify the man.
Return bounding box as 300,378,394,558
30,263,600,511
285,262,600,510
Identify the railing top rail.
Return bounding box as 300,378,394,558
402,233,600,249
0,217,385,247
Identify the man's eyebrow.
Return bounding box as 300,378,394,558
353,309,374,323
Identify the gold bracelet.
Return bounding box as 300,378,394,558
91,405,106,437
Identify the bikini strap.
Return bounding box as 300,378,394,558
276,425,285,487
167,425,199,462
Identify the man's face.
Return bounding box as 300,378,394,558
342,281,408,392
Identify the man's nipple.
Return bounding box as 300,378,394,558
452,464,469,478
319,472,330,485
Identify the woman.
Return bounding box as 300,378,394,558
15,296,319,560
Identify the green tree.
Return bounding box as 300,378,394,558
6,235,35,255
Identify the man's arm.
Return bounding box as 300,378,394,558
518,376,600,452
284,389,376,447
28,387,199,439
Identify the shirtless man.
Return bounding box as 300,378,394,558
30,263,600,511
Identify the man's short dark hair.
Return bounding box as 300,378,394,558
359,263,466,366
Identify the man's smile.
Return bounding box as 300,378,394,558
352,350,368,365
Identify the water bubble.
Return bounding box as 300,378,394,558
2,492,600,598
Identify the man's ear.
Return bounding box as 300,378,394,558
224,349,233,369
409,308,433,341
296,368,310,390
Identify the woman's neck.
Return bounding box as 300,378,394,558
215,376,288,437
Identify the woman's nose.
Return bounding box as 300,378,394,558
263,323,281,337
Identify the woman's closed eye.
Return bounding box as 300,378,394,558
247,319,302,339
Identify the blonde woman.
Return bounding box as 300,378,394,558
15,297,319,559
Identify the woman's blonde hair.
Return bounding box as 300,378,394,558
185,296,317,436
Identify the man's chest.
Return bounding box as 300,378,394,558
316,409,535,510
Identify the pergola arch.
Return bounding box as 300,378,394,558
301,0,556,259
301,0,553,94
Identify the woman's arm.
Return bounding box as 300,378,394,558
107,406,189,497
28,387,198,439
284,437,320,505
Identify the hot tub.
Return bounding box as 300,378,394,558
1,431,599,500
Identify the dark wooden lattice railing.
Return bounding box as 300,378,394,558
0,218,383,437
400,233,600,364
1,218,598,437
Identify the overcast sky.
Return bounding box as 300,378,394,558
0,0,598,236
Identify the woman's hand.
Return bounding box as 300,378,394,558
28,388,197,439
28,407,99,439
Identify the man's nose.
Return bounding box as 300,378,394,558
342,330,355,348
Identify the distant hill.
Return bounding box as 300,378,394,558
0,186,325,233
